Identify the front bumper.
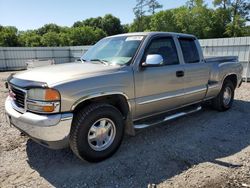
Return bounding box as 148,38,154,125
5,96,73,149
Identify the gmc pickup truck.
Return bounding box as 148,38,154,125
5,32,243,162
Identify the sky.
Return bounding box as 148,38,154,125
0,0,212,31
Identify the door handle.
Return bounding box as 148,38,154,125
176,70,184,77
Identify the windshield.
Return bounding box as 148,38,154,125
81,36,144,65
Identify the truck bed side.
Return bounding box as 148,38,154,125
204,56,243,100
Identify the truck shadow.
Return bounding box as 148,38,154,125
26,99,250,187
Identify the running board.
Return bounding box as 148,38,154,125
134,106,202,129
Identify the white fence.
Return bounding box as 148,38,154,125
199,37,250,79
0,37,250,79
0,46,90,71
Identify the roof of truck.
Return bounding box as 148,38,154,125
109,32,196,38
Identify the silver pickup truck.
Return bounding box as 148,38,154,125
5,32,243,162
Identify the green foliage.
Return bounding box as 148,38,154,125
0,26,19,46
41,32,61,46
188,1,214,38
150,10,177,32
130,15,152,32
102,14,123,35
68,26,106,46
0,2,249,47
225,14,246,37
132,0,162,31
147,0,163,14
72,14,124,35
243,25,250,36
37,24,62,35
130,0,249,38
18,31,42,47
80,17,103,29
213,0,250,37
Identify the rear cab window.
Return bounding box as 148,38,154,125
178,38,200,64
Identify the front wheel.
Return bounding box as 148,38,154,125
212,79,235,111
69,103,124,162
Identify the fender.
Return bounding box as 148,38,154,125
71,91,131,112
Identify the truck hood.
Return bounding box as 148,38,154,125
13,62,121,86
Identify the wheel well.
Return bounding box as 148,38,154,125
224,74,237,89
73,94,130,118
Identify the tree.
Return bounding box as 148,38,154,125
147,0,163,14
172,6,193,34
73,14,123,35
59,28,71,46
102,14,123,35
68,26,106,46
210,8,231,37
133,0,148,31
150,10,178,32
213,0,231,9
37,24,62,35
72,21,83,28
0,26,19,46
122,24,130,33
243,25,250,36
93,28,107,42
189,0,214,38
229,0,250,36
213,0,250,37
41,32,61,46
82,17,103,29
18,31,42,47
225,14,246,36
130,15,152,32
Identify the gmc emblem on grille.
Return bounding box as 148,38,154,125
9,90,16,100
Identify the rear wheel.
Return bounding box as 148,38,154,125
212,79,235,111
69,103,124,162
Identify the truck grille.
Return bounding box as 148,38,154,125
11,86,26,109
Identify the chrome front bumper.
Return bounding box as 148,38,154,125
5,96,73,149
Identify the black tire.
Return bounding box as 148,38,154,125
69,103,124,162
212,79,235,111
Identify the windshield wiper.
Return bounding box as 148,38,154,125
76,58,86,63
90,59,109,65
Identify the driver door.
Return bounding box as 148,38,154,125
134,36,185,120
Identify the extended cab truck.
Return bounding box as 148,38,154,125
5,32,243,162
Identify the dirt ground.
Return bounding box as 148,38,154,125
0,71,250,188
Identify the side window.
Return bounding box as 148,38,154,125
178,38,200,63
144,37,179,65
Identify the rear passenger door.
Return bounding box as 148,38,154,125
178,37,210,105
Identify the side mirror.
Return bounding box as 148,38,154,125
143,54,164,66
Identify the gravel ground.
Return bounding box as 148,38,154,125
1,71,250,188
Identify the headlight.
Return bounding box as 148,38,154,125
27,88,61,113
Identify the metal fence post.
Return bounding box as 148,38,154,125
246,46,250,82
69,47,71,62
3,49,8,70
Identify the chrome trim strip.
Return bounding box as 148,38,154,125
134,106,202,129
208,83,219,89
134,100,202,121
138,88,207,105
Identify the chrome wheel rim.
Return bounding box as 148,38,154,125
223,87,232,106
87,118,116,151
